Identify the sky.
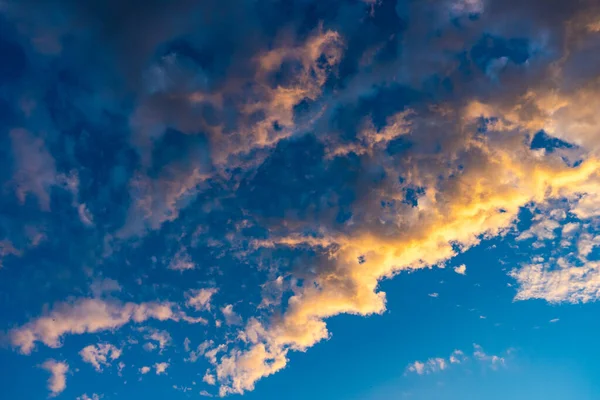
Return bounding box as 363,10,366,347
1,0,600,399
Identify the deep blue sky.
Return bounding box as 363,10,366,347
2,0,600,399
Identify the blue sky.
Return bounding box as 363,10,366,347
2,0,600,399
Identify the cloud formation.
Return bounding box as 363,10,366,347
405,345,506,376
10,298,201,354
79,343,122,372
41,359,68,397
2,0,600,397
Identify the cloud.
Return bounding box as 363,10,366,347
454,264,467,275
511,260,600,303
550,318,560,323
76,394,102,400
143,329,172,352
185,340,214,363
140,366,150,375
203,370,216,385
221,305,242,326
79,343,122,371
511,200,600,303
405,345,505,376
10,298,201,354
473,344,505,369
9,129,58,211
168,247,195,271
0,240,22,269
89,279,121,298
154,362,169,375
41,359,68,397
406,358,447,375
4,0,600,397
185,288,218,312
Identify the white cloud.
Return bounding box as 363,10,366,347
185,340,214,363
10,298,202,354
511,260,600,303
185,288,218,311
143,342,158,352
406,358,447,375
221,304,242,326
80,343,122,371
454,264,467,275
144,329,172,352
140,366,151,374
550,318,560,323
428,293,439,298
199,390,213,397
405,345,505,376
473,344,505,369
449,350,466,364
155,362,169,375
42,359,68,397
203,370,216,385
76,394,102,400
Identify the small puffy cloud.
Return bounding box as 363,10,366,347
41,359,68,397
550,318,560,323
405,345,505,376
454,264,467,275
185,288,218,311
76,394,102,400
199,391,213,397
80,343,122,371
155,362,169,375
168,247,195,271
221,304,242,326
406,358,447,375
117,362,125,376
140,366,151,374
428,293,439,298
0,240,21,269
203,370,216,385
143,342,157,352
143,329,172,352
449,350,466,364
